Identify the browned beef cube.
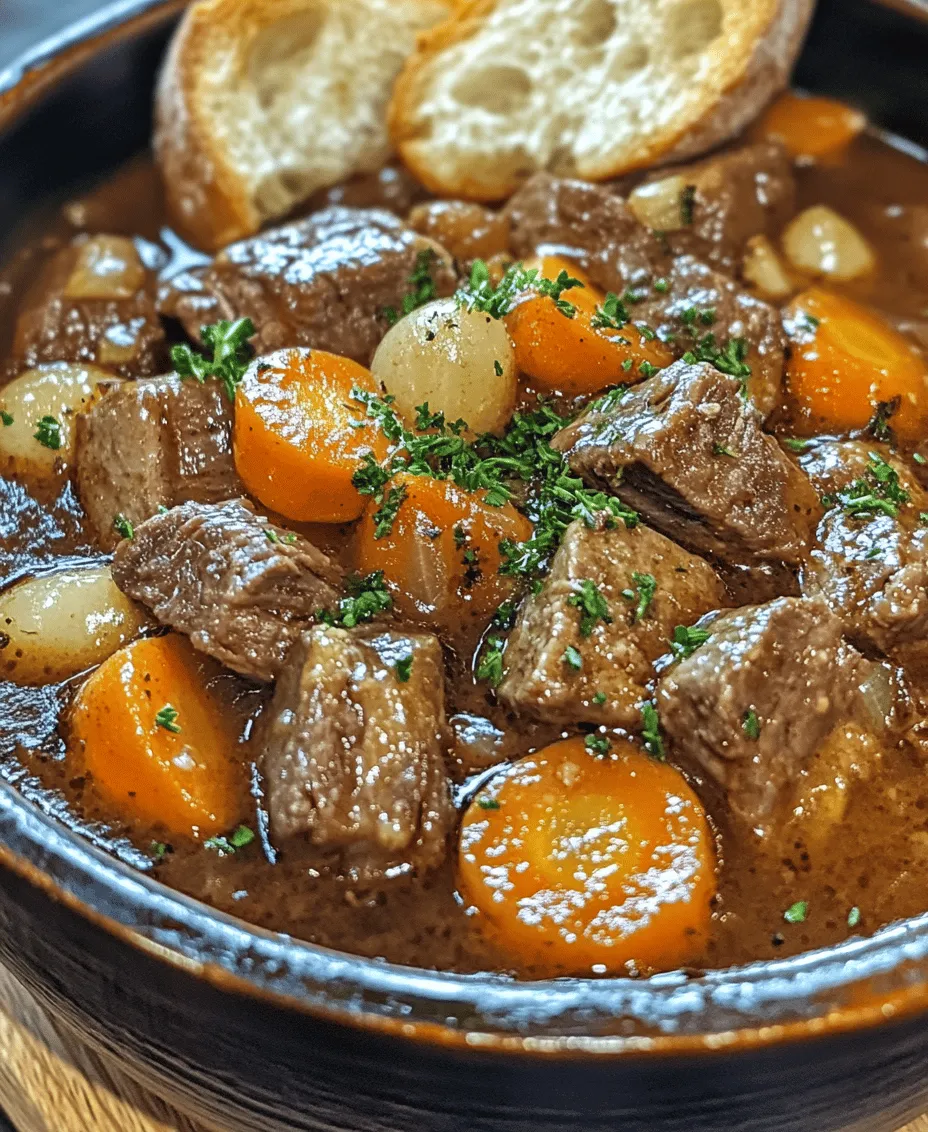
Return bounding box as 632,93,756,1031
262,625,453,877
649,143,796,272
500,519,728,727
158,207,457,366
506,173,668,293
11,235,166,378
553,360,820,567
799,440,928,654
75,376,243,550
657,597,884,825
633,256,786,418
111,499,342,682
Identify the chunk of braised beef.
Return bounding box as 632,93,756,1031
553,360,820,567
799,439,928,655
648,142,796,272
500,518,728,727
261,624,453,879
157,207,457,365
11,234,166,379
657,597,886,826
111,499,342,682
75,375,243,550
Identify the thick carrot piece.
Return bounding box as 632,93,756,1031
355,472,532,634
505,256,672,396
785,288,928,440
459,737,716,976
756,93,866,160
234,347,389,523
69,635,244,839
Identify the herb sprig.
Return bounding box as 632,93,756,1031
172,317,256,402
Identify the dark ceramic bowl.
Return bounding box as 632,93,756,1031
2,4,928,1130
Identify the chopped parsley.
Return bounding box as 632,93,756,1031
622,571,656,623
477,796,501,811
154,704,181,734
321,571,393,629
205,825,256,854
589,386,627,413
458,259,583,320
150,841,169,862
568,580,612,636
830,452,910,519
33,415,61,450
783,438,810,453
847,906,861,928
265,529,297,545
682,336,751,384
742,709,761,741
563,645,583,670
372,483,408,539
914,453,927,466
638,361,661,379
0,411,12,427
640,701,664,760
477,636,506,686
671,623,711,660
868,398,899,443
592,691,607,705
494,359,504,376
172,317,256,402
590,291,630,331
783,900,808,924
395,654,413,683
113,514,134,540
585,733,610,756
713,443,738,459
680,183,697,226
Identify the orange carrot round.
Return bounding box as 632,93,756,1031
459,736,716,976
785,288,928,440
70,635,245,839
505,256,672,396
355,471,532,634
234,347,389,523
756,93,866,160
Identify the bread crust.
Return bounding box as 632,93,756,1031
389,0,816,200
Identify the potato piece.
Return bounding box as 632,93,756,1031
742,235,795,300
371,298,516,434
627,175,690,232
0,567,149,686
0,363,118,480
782,206,876,282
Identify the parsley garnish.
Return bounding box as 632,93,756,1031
34,415,61,450
568,580,611,636
914,453,926,466
783,438,809,453
477,636,505,686
640,702,664,760
477,796,501,811
671,624,711,660
322,571,393,629
458,259,583,320
847,906,861,928
494,359,504,376
395,654,413,683
589,386,627,413
113,514,134,540
372,483,408,538
150,841,169,862
622,572,656,623
592,691,607,705
783,900,808,924
154,705,181,734
585,733,610,756
591,292,630,331
205,825,256,854
563,645,583,670
172,317,256,402
683,336,751,384
868,398,899,443
680,184,697,226
713,444,738,459
742,709,760,741
832,452,909,519
265,528,298,545
0,411,12,427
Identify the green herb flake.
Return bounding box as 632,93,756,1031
568,579,612,637
783,438,810,453
372,483,408,539
172,317,256,402
494,359,504,376
563,645,583,670
477,796,501,811
0,410,12,427
713,443,738,459
653,278,670,294
477,636,506,687
585,733,610,756
322,571,393,629
680,184,697,226
847,906,861,928
395,655,413,683
640,702,664,760
835,452,910,520
742,709,761,741
621,571,656,623
591,291,630,331
914,453,927,466
265,528,280,544
458,259,583,320
154,704,181,734
783,900,808,924
671,623,711,660
113,514,134,540
33,415,61,450
868,398,900,443
592,691,607,705
205,825,255,855
150,841,169,862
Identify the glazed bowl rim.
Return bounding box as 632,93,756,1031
3,0,928,1059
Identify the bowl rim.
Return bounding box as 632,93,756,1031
3,0,928,1060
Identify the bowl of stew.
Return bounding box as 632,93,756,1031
3,1,928,1129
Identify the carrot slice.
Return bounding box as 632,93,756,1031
459,736,716,975
233,347,389,523
70,635,245,839
505,256,672,396
785,288,928,440
355,471,532,633
756,93,866,160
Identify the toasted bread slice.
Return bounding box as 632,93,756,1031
389,0,815,201
156,0,451,250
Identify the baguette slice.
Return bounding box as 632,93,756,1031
156,0,451,250
389,0,815,201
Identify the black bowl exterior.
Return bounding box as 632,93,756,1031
2,2,928,1131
